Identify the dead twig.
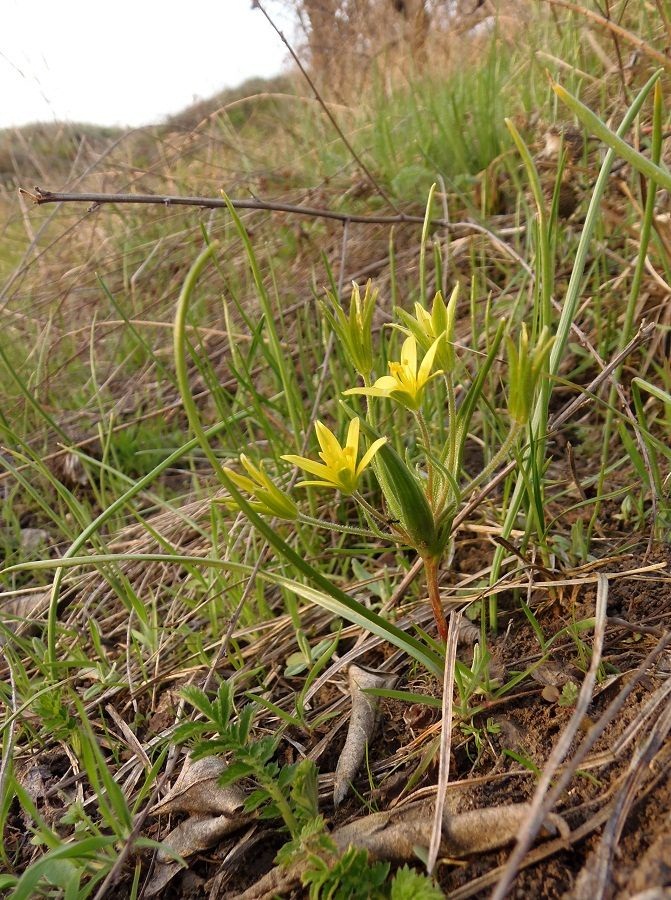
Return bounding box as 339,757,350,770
492,572,610,899
427,609,462,872
540,0,671,72
21,185,483,231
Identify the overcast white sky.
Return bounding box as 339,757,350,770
1,1,292,129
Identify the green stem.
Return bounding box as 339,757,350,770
298,512,380,540
445,371,458,476
465,424,521,495
260,772,299,836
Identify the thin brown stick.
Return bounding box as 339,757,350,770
252,0,399,212
20,185,460,229
427,609,462,872
492,572,610,900
541,0,671,72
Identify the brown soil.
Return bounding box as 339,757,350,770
133,544,671,898
5,533,671,899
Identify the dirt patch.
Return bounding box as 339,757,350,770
4,539,670,898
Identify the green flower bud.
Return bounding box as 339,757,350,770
322,280,377,379
506,325,554,426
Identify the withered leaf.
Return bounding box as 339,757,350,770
151,755,246,816
235,801,569,899
331,800,568,861
156,813,243,862
333,664,398,807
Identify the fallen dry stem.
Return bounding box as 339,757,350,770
492,572,609,899
541,0,671,72
428,608,462,872
235,801,567,900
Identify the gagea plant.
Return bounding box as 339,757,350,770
224,277,552,644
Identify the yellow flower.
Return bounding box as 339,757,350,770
223,455,298,520
282,418,386,495
343,335,443,411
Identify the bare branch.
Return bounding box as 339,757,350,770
18,185,516,236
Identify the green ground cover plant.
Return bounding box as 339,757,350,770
2,1,671,896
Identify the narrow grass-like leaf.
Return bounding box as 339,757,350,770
553,75,670,192
491,69,662,608
171,247,444,675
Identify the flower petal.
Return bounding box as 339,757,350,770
223,468,257,493
314,421,342,462
417,335,443,385
400,336,418,374
371,375,400,392
344,417,360,455
281,454,335,481
356,436,387,476
342,386,393,399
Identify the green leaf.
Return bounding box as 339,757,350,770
391,865,444,899
553,76,671,193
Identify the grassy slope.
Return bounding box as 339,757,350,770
1,3,671,897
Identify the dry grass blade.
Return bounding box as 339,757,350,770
492,572,610,899
574,677,671,899
427,608,461,872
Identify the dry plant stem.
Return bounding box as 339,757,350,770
541,0,671,71
427,609,462,872
587,685,671,899
236,802,568,900
546,321,656,431
252,0,399,212
424,555,448,642
492,572,610,900
92,749,181,900
20,186,507,233
21,187,530,274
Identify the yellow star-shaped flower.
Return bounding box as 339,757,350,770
343,335,443,411
282,418,386,495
